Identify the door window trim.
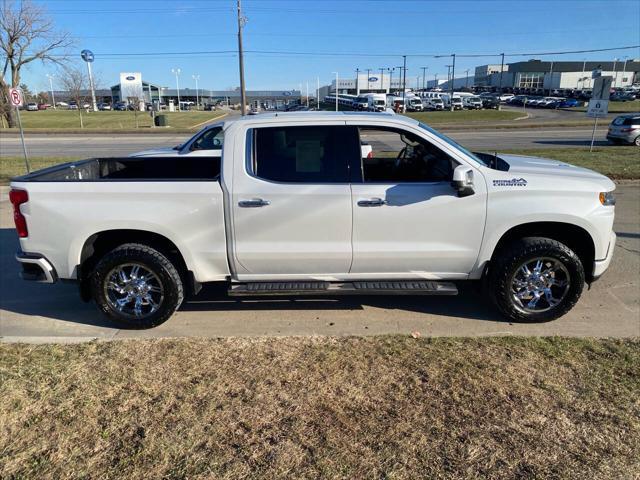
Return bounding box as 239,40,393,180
351,125,459,185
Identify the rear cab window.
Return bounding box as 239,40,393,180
248,125,359,183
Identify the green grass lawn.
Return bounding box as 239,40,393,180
1,337,638,479
497,146,640,179
2,146,638,184
3,109,226,131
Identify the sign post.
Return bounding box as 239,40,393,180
9,87,30,173
81,49,98,112
587,75,612,152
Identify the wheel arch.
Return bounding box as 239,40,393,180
488,221,596,281
77,229,199,300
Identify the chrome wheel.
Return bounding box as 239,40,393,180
104,263,164,319
510,257,570,313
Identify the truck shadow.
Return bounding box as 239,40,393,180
0,228,506,329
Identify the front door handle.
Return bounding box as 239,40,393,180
238,198,270,208
357,198,386,207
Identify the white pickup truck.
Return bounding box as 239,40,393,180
10,112,616,328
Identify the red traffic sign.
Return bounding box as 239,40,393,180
9,88,23,107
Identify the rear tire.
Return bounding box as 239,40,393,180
487,237,585,323
634,136,640,147
91,243,184,329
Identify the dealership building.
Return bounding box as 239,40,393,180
474,59,640,91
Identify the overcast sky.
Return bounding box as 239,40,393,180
20,0,640,92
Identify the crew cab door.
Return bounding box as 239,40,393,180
347,122,487,277
230,122,359,278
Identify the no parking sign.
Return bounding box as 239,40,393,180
9,87,23,107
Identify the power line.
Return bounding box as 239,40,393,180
35,45,640,60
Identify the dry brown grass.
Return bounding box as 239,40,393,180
1,336,638,479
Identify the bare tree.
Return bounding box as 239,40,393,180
61,67,88,128
0,0,73,126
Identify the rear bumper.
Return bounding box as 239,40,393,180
15,252,58,283
607,133,635,143
592,232,616,280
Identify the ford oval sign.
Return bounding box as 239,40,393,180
368,76,378,82
126,76,136,81
80,49,94,63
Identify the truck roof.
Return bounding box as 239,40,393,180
225,111,419,125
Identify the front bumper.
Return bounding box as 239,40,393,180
15,252,58,283
592,231,616,280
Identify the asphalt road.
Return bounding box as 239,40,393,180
0,126,613,157
1,184,638,342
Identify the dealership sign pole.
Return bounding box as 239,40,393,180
587,74,612,153
81,49,98,112
9,88,30,173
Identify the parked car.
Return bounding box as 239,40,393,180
607,113,640,146
97,102,112,111
610,92,636,102
481,96,500,109
113,102,131,111
10,112,616,328
539,97,563,108
498,93,514,102
68,102,78,110
424,97,445,110
25,103,38,111
550,98,582,109
37,103,49,110
56,101,69,108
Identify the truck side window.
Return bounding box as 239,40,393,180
251,126,357,183
191,127,224,151
357,127,456,183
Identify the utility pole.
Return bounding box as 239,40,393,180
46,74,56,108
499,52,505,92
237,0,247,116
316,77,320,109
389,67,394,93
434,73,438,88
366,68,371,91
380,67,384,93
355,68,360,95
449,53,456,112
421,66,427,93
332,72,339,111
401,55,407,112
465,69,470,88
192,74,200,110
306,81,309,107
622,56,628,86
612,58,618,87
172,68,181,111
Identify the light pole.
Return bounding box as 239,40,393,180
306,82,309,108
332,72,339,111
612,58,618,87
355,68,360,95
192,74,200,110
316,77,320,109
380,67,385,93
421,66,428,93
366,68,371,91
465,69,470,89
46,74,56,108
434,73,438,88
172,68,181,111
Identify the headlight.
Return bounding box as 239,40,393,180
599,191,616,206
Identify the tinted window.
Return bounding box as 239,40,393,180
191,127,224,151
252,126,357,183
356,127,457,183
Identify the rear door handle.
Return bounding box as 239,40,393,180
238,198,270,208
357,198,386,207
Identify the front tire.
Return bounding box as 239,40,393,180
488,237,585,322
91,243,184,328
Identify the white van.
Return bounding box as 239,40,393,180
366,93,387,112
462,96,483,110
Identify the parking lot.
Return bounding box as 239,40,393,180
1,183,637,342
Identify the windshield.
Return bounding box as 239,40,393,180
418,122,488,167
375,100,385,105
432,99,443,103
